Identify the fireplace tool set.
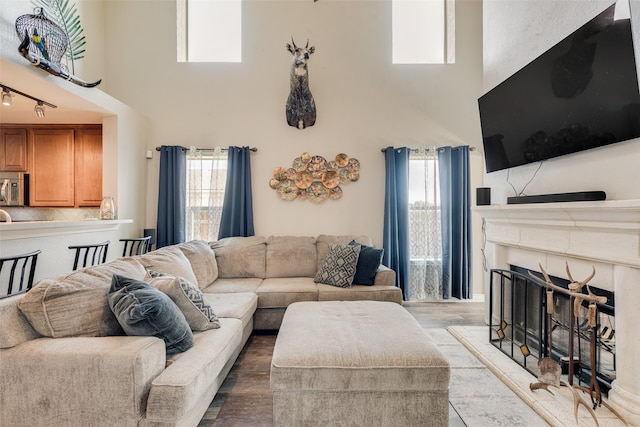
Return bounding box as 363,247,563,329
528,263,628,426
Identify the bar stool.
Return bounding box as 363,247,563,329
0,250,41,297
120,236,152,256
68,241,110,270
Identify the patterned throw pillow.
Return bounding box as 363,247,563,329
148,271,221,331
314,244,361,288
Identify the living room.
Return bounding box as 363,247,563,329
1,0,640,425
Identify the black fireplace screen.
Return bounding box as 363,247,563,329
489,266,615,394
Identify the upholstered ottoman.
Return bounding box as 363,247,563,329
270,301,450,426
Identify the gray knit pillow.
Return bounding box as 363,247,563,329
314,244,361,288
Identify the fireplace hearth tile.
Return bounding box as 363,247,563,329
449,325,627,427
449,396,550,427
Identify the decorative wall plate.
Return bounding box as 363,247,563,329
329,186,342,200
347,158,360,173
335,153,349,167
292,157,307,171
308,182,329,203
285,168,297,180
338,168,351,184
294,171,313,189
322,171,339,189
277,180,298,201
274,166,287,180
269,151,360,203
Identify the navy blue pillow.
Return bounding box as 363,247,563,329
108,274,194,354
349,241,384,285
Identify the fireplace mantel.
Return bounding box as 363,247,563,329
475,199,640,269
476,198,640,425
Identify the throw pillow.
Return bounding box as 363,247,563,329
314,244,361,288
108,274,194,355
177,240,219,289
349,240,384,286
148,272,221,331
17,257,147,338
135,246,199,288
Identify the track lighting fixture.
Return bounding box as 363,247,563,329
34,101,45,118
0,82,57,118
2,87,12,106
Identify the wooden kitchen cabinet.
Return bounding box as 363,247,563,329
3,124,103,207
75,126,103,206
29,128,76,207
0,127,28,171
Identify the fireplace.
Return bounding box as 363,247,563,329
488,265,615,394
476,199,640,425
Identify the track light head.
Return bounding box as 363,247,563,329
1,87,11,106
34,101,45,118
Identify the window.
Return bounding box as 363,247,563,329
177,0,242,63
186,149,228,241
392,0,455,64
408,149,442,300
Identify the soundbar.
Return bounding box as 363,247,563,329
507,191,606,205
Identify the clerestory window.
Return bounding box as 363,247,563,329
392,0,455,64
177,0,242,63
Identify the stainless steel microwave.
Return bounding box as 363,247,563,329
0,172,28,206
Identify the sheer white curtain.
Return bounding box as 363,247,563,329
186,147,228,242
408,147,443,300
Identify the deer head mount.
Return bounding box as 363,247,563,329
285,37,316,130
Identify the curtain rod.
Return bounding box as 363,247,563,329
155,146,258,152
380,146,476,153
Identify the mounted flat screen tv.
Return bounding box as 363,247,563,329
478,0,640,173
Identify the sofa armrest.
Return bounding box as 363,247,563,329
0,336,165,426
374,265,396,286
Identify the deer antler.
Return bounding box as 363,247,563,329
529,264,607,306
565,262,601,317
291,37,297,49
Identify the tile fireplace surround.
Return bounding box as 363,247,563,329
476,199,640,426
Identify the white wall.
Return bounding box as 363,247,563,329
483,0,640,203
101,0,485,295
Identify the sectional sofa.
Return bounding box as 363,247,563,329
0,235,400,426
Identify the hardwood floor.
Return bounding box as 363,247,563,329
198,301,487,427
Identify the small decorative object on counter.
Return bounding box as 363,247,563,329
270,152,359,203
100,196,117,220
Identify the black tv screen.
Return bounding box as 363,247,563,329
479,0,640,173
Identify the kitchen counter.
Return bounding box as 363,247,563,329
0,219,133,241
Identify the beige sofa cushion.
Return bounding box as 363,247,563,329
316,235,373,272
146,318,243,423
256,278,318,309
0,293,40,349
316,283,402,304
0,335,165,426
265,236,317,278
210,236,266,278
204,292,258,331
137,245,199,286
18,258,146,338
202,277,263,294
178,240,219,289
